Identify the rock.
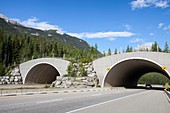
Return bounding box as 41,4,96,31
70,77,75,81
65,80,72,86
62,77,69,81
82,80,88,82
55,80,62,86
87,73,96,77
5,79,9,83
17,76,22,80
73,81,80,86
14,72,21,76
2,81,6,84
14,82,18,84
56,76,63,80
86,82,94,86
19,82,23,84
5,76,9,79
14,78,18,82
87,67,92,72
87,77,94,82
9,78,14,82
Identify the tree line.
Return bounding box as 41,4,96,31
105,41,169,56
0,28,99,76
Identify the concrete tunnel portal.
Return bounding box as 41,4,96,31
103,58,170,88
25,63,60,84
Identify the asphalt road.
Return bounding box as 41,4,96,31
0,89,169,113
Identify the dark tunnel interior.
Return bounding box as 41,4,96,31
25,63,60,84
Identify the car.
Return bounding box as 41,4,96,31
145,83,152,89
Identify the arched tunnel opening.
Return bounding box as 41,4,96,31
25,63,60,84
103,58,170,88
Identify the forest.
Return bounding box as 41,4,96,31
0,28,99,76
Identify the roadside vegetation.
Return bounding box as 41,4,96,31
138,72,170,85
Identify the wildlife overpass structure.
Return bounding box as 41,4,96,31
20,58,69,84
93,52,170,87
19,52,170,87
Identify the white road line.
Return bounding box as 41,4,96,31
92,94,102,97
164,92,170,102
66,90,151,113
37,99,63,104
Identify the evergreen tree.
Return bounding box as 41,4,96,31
164,42,169,53
151,41,161,52
107,48,111,56
114,48,117,54
94,43,98,58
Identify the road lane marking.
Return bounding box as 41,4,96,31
66,90,151,113
92,94,102,97
37,99,63,104
164,92,170,102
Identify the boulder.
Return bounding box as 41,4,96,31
87,73,96,77
14,78,18,82
55,80,62,86
86,82,94,86
65,80,72,86
5,76,9,79
56,76,63,80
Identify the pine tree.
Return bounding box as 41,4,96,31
151,41,161,52
164,42,169,53
108,48,111,56
114,48,117,54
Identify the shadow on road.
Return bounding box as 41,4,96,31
126,86,165,91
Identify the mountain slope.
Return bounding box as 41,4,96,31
0,14,90,51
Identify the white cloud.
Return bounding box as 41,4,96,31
135,42,154,50
157,23,170,30
12,17,135,39
163,24,170,30
130,38,144,43
12,17,64,34
131,0,169,10
158,23,164,28
67,31,135,40
155,0,169,8
131,0,150,10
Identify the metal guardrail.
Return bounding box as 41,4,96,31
164,89,170,102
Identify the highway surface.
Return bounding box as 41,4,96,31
0,89,169,113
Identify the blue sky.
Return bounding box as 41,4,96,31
1,0,170,53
